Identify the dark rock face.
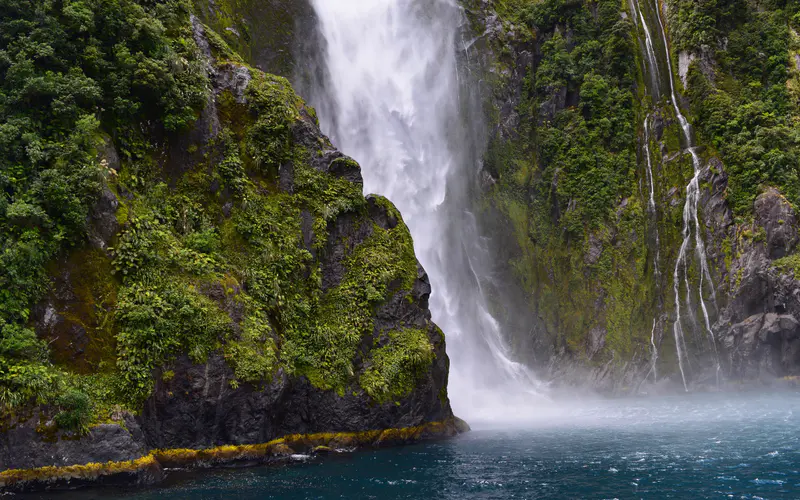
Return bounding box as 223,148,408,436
139,186,450,450
0,411,147,471
722,313,800,379
755,188,798,260
1,25,456,482
703,168,800,381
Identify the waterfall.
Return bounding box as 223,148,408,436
648,0,719,388
642,115,660,278
630,0,661,96
632,0,664,384
649,319,658,382
306,0,545,422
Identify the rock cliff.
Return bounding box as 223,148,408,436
0,3,459,492
461,0,800,391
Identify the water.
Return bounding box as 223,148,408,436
633,0,664,385
304,0,545,420
630,0,661,96
49,392,800,499
642,115,660,283
640,0,720,388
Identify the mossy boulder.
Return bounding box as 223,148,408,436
1,11,458,486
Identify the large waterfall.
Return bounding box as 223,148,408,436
305,0,544,421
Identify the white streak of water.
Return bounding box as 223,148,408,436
631,0,661,96
643,115,660,280
650,318,658,382
648,0,719,388
308,0,545,422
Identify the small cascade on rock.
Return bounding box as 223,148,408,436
649,0,719,389
630,0,661,96
641,114,662,384
642,115,660,280
649,319,658,382
306,0,545,422
632,0,665,385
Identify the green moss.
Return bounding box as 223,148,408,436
290,209,418,395
223,312,278,383
774,252,800,280
2,0,436,421
202,24,245,64
360,328,435,403
43,248,119,374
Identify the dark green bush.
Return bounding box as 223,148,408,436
54,389,92,433
0,0,207,411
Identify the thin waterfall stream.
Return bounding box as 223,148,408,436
631,0,663,384
306,0,545,421
639,0,720,389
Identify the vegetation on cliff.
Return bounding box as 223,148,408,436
475,0,800,383
477,0,657,370
0,0,436,431
0,0,207,416
676,0,800,216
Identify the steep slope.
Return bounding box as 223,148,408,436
463,0,800,391
0,0,460,491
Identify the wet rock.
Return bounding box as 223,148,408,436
366,196,398,230
754,187,798,260
216,64,252,104
586,327,606,360
584,233,603,266
678,51,696,87
87,188,119,251
723,313,800,379
539,86,568,123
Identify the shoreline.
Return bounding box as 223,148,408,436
0,418,470,494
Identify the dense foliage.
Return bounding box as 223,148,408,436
479,0,799,373
479,0,650,359
0,0,434,430
0,0,208,414
489,0,637,233
676,0,800,215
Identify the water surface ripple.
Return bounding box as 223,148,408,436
42,391,800,499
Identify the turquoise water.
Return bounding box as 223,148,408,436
47,391,800,499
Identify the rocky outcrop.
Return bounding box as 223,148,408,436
1,22,460,493
708,185,800,381
722,313,800,379
462,0,800,393
0,410,147,472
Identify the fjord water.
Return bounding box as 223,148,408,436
304,0,544,421
60,391,800,499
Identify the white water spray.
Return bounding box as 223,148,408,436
649,0,719,389
307,0,545,422
649,318,658,382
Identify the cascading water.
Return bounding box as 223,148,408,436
632,0,664,384
642,115,660,279
647,0,720,388
630,0,662,97
306,0,544,421
642,114,661,383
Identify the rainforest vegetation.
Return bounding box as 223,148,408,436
0,0,432,432
477,0,799,365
